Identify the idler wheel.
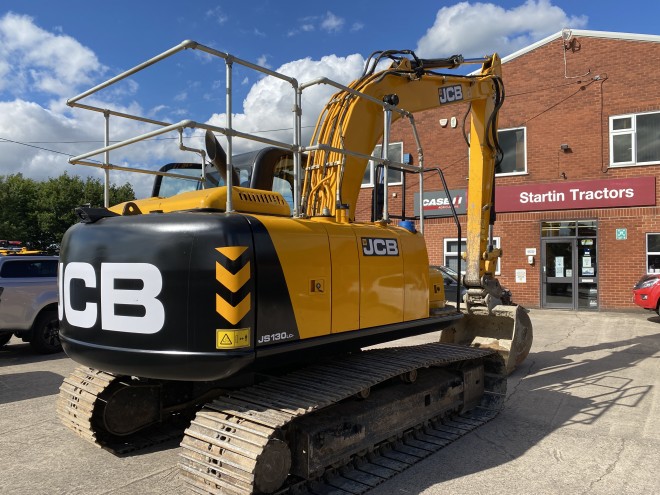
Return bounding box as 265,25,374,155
254,438,291,493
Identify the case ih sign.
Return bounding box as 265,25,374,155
414,189,467,217
495,177,656,213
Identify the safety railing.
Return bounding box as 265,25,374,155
67,39,425,224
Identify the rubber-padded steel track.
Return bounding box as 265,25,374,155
179,342,505,495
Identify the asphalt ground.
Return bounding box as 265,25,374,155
1,309,659,495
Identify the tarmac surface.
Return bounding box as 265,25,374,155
1,309,659,495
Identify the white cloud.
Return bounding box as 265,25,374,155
256,55,271,69
0,13,204,197
289,13,353,37
350,22,364,33
416,0,588,58
206,7,228,25
0,96,192,195
320,12,345,33
0,13,121,190
0,12,105,97
205,54,366,155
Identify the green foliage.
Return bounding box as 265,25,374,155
0,173,135,253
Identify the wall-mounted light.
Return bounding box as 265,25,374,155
560,143,571,152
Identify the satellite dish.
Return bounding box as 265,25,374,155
561,28,573,42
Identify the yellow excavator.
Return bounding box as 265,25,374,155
57,42,532,494
0,240,41,255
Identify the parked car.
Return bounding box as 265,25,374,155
431,265,513,306
632,273,660,316
431,265,468,303
0,255,61,353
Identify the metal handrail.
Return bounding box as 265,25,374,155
299,77,412,119
67,39,426,219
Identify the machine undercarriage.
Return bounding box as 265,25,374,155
58,342,506,494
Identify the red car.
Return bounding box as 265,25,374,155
632,274,660,315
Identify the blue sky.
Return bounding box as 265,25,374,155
0,0,658,196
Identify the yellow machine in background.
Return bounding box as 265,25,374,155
57,42,532,494
0,240,41,256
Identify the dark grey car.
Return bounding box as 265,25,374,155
431,265,467,302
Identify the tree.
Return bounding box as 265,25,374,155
0,174,39,242
0,173,135,253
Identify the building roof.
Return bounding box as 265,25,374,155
502,29,660,64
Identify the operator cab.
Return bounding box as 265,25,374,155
152,147,296,211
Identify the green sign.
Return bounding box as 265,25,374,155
615,228,627,240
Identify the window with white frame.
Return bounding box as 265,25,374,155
647,233,660,273
361,142,403,187
468,128,526,175
444,237,501,275
497,127,526,175
610,111,660,166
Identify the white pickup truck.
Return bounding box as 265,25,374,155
0,255,61,353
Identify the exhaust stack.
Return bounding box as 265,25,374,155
205,130,238,186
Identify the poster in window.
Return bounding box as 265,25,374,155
554,256,564,278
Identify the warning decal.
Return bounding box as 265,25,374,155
216,328,251,349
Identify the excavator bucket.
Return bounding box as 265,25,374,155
440,305,533,374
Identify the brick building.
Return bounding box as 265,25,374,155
356,30,660,310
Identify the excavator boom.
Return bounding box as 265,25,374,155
305,53,504,292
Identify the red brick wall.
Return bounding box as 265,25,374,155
356,34,660,310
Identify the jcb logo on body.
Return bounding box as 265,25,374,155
58,262,165,334
361,238,399,257
439,85,463,104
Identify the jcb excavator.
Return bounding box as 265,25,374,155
57,41,532,494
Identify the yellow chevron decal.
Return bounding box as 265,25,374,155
216,246,248,261
216,293,251,325
215,245,251,326
216,261,251,292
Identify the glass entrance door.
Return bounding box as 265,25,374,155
540,220,598,310
542,240,575,309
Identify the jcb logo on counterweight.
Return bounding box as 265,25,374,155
215,246,251,326
361,238,399,257
58,262,165,334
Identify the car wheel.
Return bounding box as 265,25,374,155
0,332,12,348
30,311,62,354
